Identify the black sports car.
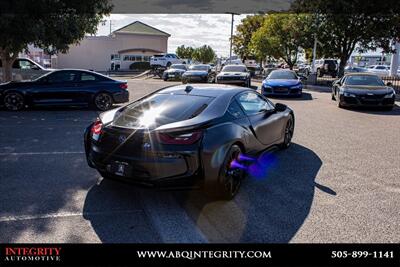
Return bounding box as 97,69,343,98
0,69,129,111
84,84,295,199
332,73,396,110
162,64,188,81
216,64,251,87
181,64,215,83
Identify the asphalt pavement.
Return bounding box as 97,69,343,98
0,78,399,243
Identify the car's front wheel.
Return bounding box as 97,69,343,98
4,92,25,111
93,92,113,111
279,115,294,149
215,145,245,200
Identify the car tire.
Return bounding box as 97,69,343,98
247,79,251,88
166,62,171,68
331,91,336,100
212,145,245,200
317,69,323,77
336,92,343,108
163,77,168,81
93,92,113,111
279,114,294,149
3,92,25,111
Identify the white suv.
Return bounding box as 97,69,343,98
150,53,186,68
0,58,52,82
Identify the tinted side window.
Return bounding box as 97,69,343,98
47,72,77,83
227,100,245,119
237,92,272,115
80,73,98,81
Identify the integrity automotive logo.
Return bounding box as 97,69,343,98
3,247,62,263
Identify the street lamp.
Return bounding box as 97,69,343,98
226,12,240,64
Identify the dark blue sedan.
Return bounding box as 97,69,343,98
261,70,304,97
0,69,129,111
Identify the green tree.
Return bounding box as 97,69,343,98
175,45,194,60
192,45,216,64
291,0,400,76
0,0,112,81
250,14,314,69
232,15,266,61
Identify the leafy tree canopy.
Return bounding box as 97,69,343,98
175,45,195,60
250,14,314,69
232,15,265,61
291,0,400,75
192,45,216,64
0,0,112,81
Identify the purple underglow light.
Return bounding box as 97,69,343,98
238,154,256,162
230,160,247,170
232,152,277,180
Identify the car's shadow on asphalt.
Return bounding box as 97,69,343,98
340,104,400,116
83,143,324,243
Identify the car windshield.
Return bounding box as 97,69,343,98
345,75,385,86
189,65,209,71
268,71,298,79
171,64,186,70
112,94,214,128
222,65,247,72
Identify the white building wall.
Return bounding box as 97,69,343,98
55,33,168,72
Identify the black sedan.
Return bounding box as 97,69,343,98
84,84,295,199
332,73,396,110
216,64,251,87
0,69,129,111
181,64,215,83
162,64,188,81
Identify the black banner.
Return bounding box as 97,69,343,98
0,244,399,266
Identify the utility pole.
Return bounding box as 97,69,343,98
226,12,240,64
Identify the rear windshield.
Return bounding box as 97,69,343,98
112,94,213,128
345,75,385,86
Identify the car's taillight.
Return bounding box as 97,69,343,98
158,131,202,145
91,118,103,140
119,83,128,90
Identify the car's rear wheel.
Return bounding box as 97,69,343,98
94,92,113,111
279,115,294,149
4,92,25,111
215,145,245,200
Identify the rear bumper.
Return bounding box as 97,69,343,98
84,127,202,187
112,90,129,103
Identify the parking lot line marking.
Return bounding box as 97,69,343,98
0,151,85,156
0,210,143,222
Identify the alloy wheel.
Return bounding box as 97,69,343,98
94,93,113,111
223,149,243,198
4,93,24,111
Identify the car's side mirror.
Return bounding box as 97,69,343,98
274,103,287,112
387,82,393,87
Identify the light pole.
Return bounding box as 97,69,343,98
226,12,240,64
